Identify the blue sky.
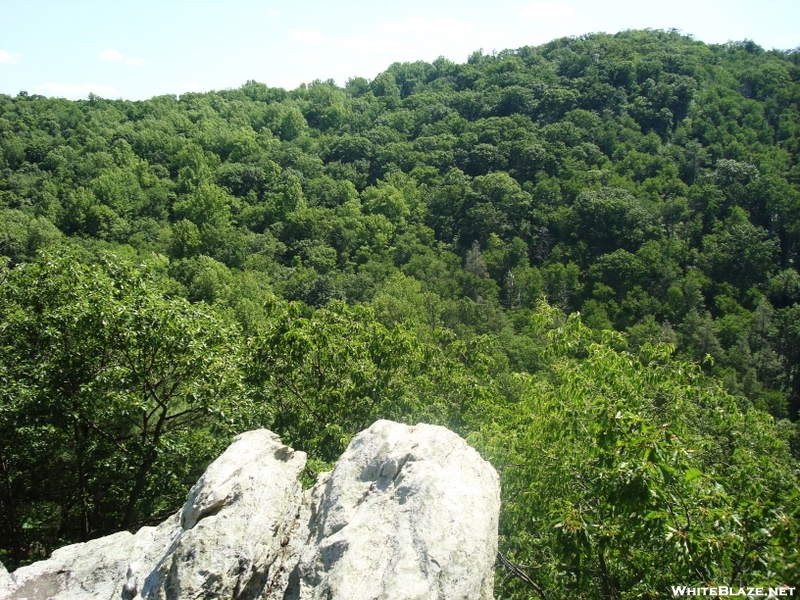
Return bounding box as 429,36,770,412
1,0,798,101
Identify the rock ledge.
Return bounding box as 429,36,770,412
0,420,500,600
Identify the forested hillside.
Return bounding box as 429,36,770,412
1,29,799,596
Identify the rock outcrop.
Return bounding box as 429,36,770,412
0,420,500,600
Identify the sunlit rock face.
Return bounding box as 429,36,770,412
0,420,500,600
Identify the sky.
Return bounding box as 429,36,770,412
1,0,798,101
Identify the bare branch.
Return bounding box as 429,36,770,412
497,551,548,600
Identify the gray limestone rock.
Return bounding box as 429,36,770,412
290,420,500,600
0,421,499,600
1,429,306,600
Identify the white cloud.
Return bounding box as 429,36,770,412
262,9,279,21
178,81,202,92
288,29,326,44
337,16,475,58
379,16,475,36
0,50,20,64
515,1,577,19
34,82,119,98
100,49,145,66
337,37,418,55
100,48,124,62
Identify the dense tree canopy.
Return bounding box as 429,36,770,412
1,29,799,596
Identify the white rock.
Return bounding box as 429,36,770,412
291,420,500,600
0,422,500,600
0,429,306,600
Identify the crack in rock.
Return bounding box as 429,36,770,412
0,421,500,600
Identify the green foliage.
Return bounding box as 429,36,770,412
247,298,494,462
472,308,800,598
0,251,252,565
1,29,799,588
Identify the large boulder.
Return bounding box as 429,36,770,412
0,421,500,600
290,420,500,600
0,429,306,600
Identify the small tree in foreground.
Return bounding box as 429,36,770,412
473,306,799,599
0,251,251,567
